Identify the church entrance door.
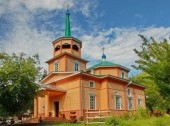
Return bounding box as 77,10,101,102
54,101,59,117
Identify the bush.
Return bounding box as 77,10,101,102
136,107,149,118
105,116,120,126
121,108,149,121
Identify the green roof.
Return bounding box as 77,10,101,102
65,10,71,37
88,61,120,70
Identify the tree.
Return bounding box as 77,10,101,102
132,35,170,99
130,72,170,112
0,52,41,116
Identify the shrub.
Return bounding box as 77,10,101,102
105,116,120,126
136,107,149,118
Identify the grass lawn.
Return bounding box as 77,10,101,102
52,116,170,126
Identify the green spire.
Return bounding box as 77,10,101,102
65,10,71,37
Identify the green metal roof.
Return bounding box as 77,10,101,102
88,61,119,70
65,10,71,37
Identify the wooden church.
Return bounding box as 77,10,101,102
33,10,145,121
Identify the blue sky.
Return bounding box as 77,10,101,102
0,0,170,76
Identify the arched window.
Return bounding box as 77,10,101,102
115,91,121,110
55,45,60,51
126,89,133,110
54,61,59,72
128,97,133,110
72,44,79,51
127,88,131,96
62,43,70,49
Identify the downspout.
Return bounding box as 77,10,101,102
80,74,83,117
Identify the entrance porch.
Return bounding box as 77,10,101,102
34,86,66,118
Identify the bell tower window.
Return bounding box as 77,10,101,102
62,43,70,49
55,45,60,51
54,61,59,72
72,44,79,51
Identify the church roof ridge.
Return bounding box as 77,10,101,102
87,60,130,71
52,36,82,44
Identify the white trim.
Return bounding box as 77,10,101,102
89,81,95,88
127,97,133,110
41,71,76,83
43,72,81,84
121,72,125,79
115,92,122,110
137,98,142,107
127,88,132,97
89,93,96,110
74,60,80,71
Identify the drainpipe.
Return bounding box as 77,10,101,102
80,74,83,117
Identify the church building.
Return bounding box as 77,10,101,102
33,10,145,120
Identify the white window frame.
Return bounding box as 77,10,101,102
91,69,95,74
54,61,59,72
121,72,125,79
115,94,121,110
89,81,95,88
89,93,96,110
74,61,80,71
137,98,142,107
127,97,133,110
127,88,132,97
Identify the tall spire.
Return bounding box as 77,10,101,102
102,47,106,61
65,10,71,37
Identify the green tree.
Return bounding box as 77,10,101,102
130,72,170,112
0,52,41,116
132,35,170,99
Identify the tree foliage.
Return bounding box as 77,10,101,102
132,35,170,99
130,72,170,111
0,52,41,116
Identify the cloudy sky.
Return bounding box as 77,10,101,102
1,0,170,76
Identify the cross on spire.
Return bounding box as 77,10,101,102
102,47,105,53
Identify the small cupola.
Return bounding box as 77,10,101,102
102,53,106,61
102,47,106,61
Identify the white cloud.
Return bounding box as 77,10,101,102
80,27,170,75
0,0,73,14
1,24,54,69
1,1,170,76
0,0,96,17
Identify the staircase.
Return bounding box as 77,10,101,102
43,117,66,123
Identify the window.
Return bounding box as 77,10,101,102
74,61,80,71
89,93,96,110
128,97,133,110
115,95,121,110
54,61,59,72
137,98,142,107
72,44,79,51
55,45,60,51
62,43,71,49
89,81,95,88
127,88,131,96
91,69,95,74
121,72,125,79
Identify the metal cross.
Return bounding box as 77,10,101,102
102,47,105,53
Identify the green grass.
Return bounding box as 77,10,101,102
120,116,170,126
52,116,170,126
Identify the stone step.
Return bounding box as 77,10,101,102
43,117,66,123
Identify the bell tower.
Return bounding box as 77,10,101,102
52,10,82,58
46,10,88,73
